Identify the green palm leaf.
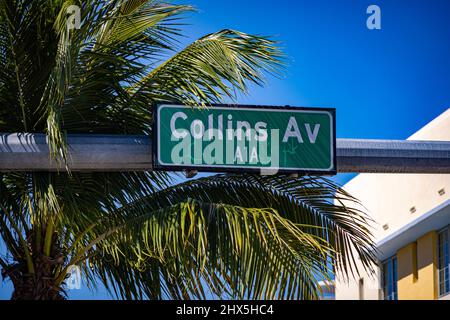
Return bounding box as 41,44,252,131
134,29,284,105
49,174,375,299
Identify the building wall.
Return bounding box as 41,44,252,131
397,231,438,300
335,109,450,300
334,268,381,300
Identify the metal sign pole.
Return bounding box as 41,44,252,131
1,133,449,173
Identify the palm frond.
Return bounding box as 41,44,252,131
65,174,375,299
133,29,285,105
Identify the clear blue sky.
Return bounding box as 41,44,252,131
1,0,450,299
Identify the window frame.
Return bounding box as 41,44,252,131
382,255,398,300
438,226,450,298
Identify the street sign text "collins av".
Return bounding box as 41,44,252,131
154,104,336,175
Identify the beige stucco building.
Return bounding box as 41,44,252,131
334,108,450,300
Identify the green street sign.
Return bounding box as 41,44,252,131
154,104,336,175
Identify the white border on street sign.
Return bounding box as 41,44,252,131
156,104,335,172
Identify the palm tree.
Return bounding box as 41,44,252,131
0,0,376,300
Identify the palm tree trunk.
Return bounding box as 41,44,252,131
11,279,65,300
7,229,66,300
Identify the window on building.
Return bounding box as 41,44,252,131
382,256,398,300
438,227,450,297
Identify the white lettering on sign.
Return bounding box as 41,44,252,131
170,113,321,145
305,124,321,144
170,112,188,139
255,122,268,141
282,117,303,143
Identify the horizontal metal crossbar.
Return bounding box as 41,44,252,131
0,133,449,173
